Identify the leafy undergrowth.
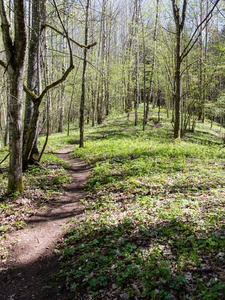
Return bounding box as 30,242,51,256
0,160,71,259
57,110,225,299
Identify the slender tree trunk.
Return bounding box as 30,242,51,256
68,69,79,136
58,3,66,133
134,0,140,127
144,0,159,130
91,81,96,127
198,0,203,121
171,0,187,139
174,29,182,139
3,80,9,146
141,3,146,131
79,0,90,148
97,0,107,125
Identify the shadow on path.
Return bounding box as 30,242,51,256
0,146,90,300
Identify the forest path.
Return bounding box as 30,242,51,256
0,146,90,300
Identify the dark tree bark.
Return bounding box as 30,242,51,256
22,0,85,170
23,0,46,170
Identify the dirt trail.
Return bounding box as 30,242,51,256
0,147,90,300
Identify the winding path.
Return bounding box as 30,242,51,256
0,147,90,300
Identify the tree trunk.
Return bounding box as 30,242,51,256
0,0,27,193
171,0,187,139
174,29,182,139
79,0,90,148
23,102,40,170
143,0,159,130
134,0,140,127
198,0,203,121
58,4,66,133
23,0,46,169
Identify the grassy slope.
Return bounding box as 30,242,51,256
58,109,225,299
1,107,225,299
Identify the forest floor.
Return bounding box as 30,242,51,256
0,146,90,300
1,109,225,299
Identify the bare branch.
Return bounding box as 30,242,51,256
161,26,176,35
0,59,7,69
23,0,77,103
45,23,97,49
0,153,9,165
52,0,73,65
181,0,220,61
38,64,74,103
181,15,212,61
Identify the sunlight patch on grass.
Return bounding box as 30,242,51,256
57,110,225,299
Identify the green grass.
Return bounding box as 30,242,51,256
1,106,225,298
56,108,225,299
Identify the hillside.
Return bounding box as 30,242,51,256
0,108,225,299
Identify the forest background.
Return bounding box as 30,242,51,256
0,0,225,192
0,1,225,299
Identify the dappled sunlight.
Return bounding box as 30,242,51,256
60,209,225,299
55,111,225,298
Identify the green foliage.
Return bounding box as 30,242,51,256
55,109,225,299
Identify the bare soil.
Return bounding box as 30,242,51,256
0,147,90,300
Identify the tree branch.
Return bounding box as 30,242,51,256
23,0,76,103
181,0,220,61
181,16,212,61
45,23,97,49
0,59,7,69
37,64,74,103
0,153,9,165
23,84,39,101
52,0,73,64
